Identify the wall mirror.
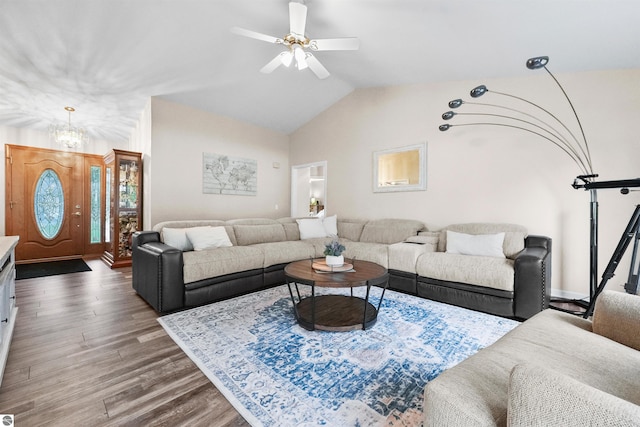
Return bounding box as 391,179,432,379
373,143,427,192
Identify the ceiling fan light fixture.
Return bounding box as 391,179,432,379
297,57,309,70
280,51,293,67
292,44,308,70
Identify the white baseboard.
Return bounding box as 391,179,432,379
550,288,589,302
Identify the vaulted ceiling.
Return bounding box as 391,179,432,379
1,0,638,142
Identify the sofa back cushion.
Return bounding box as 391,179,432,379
337,218,368,241
277,217,301,241
359,218,426,244
593,290,640,351
233,224,287,246
438,223,527,259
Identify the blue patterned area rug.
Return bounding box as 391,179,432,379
158,285,518,427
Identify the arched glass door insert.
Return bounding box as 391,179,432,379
34,168,65,239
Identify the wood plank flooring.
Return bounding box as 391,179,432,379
0,259,250,426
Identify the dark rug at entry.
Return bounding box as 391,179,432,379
16,259,92,280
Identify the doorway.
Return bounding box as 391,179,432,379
291,161,327,218
5,145,105,262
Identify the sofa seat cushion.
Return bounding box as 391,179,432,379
252,241,316,267
342,241,389,268
303,238,388,267
182,246,264,284
424,309,640,426
416,252,514,292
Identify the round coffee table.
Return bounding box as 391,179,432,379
284,258,389,331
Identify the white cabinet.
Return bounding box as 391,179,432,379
0,236,19,386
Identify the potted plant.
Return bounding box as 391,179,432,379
324,240,346,267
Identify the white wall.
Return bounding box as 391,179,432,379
147,98,290,225
0,125,128,235
289,69,640,296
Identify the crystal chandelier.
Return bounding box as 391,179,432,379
50,106,87,148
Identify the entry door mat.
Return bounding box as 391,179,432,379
16,259,92,280
158,285,519,426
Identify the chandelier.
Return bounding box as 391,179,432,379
50,106,87,148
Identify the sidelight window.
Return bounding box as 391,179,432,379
90,166,101,243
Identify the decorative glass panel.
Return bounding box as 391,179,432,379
105,167,111,243
119,160,138,209
90,166,101,243
34,169,64,239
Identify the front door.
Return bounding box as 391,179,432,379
6,145,101,262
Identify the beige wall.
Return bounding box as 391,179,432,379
146,98,290,226
289,69,640,296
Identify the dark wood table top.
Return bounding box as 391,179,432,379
284,258,388,289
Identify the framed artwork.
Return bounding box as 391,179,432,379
203,152,257,195
373,143,427,192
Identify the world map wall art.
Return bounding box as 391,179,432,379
203,152,257,196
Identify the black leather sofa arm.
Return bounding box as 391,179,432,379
132,231,185,313
513,235,552,319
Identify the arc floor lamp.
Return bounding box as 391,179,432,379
439,56,640,317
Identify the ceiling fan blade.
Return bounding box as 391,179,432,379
260,53,286,74
231,26,281,44
310,37,360,51
289,2,307,36
306,54,330,80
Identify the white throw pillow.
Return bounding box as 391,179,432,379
185,226,233,251
297,218,327,239
446,230,505,258
297,215,339,239
162,227,193,251
323,215,338,237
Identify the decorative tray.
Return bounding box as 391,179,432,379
312,260,354,273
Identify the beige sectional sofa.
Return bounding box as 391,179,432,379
424,290,640,426
131,216,551,319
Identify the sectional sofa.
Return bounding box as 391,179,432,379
131,216,551,319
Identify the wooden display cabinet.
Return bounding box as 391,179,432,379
102,149,142,268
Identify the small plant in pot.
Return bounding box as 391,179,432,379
324,240,346,267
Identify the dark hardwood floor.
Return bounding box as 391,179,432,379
0,259,250,426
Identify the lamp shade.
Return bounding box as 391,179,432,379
470,85,488,98
526,56,549,70
448,99,464,109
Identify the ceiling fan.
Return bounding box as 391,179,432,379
231,1,359,79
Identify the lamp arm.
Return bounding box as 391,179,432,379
458,102,579,158
451,112,587,168
488,90,593,174
445,122,590,175
543,67,593,172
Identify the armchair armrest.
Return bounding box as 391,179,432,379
513,235,552,319
132,231,185,313
508,363,640,427
593,290,640,351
